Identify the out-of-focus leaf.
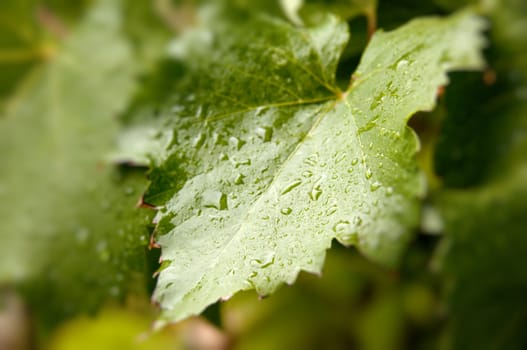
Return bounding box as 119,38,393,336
438,167,527,349
435,1,527,347
0,0,153,329
280,0,377,25
47,309,183,350
122,0,173,69
0,0,45,112
0,0,95,113
222,246,439,350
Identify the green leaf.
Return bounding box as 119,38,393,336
0,0,153,329
434,1,527,347
122,0,173,69
0,0,94,114
437,141,527,348
0,0,44,112
438,173,527,349
120,8,485,323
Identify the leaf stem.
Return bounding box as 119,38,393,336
365,5,377,40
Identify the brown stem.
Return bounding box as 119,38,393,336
365,5,378,40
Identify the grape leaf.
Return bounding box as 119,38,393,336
119,7,485,322
0,0,153,328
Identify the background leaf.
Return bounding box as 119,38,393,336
0,0,154,332
433,0,527,347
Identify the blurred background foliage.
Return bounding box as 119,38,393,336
0,0,525,349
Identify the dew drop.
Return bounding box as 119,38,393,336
281,179,302,195
302,170,313,178
280,207,293,215
351,158,359,166
304,153,319,166
325,205,338,216
333,220,349,233
192,132,205,149
365,169,373,179
202,190,228,210
250,252,275,268
229,136,245,150
386,186,394,196
243,279,256,289
233,158,251,168
255,126,273,142
333,220,359,244
334,152,346,164
396,59,409,69
255,106,266,116
370,181,382,192
234,173,245,185
309,183,322,201
353,216,363,226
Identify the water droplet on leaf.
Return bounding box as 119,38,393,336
229,136,245,150
202,190,228,210
255,126,273,142
250,252,275,268
396,59,409,69
280,207,292,215
192,132,205,149
302,170,313,178
234,173,245,185
309,178,323,201
281,179,302,195
370,181,382,192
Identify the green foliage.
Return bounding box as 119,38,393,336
118,6,484,322
0,0,153,329
433,0,527,346
0,0,525,349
